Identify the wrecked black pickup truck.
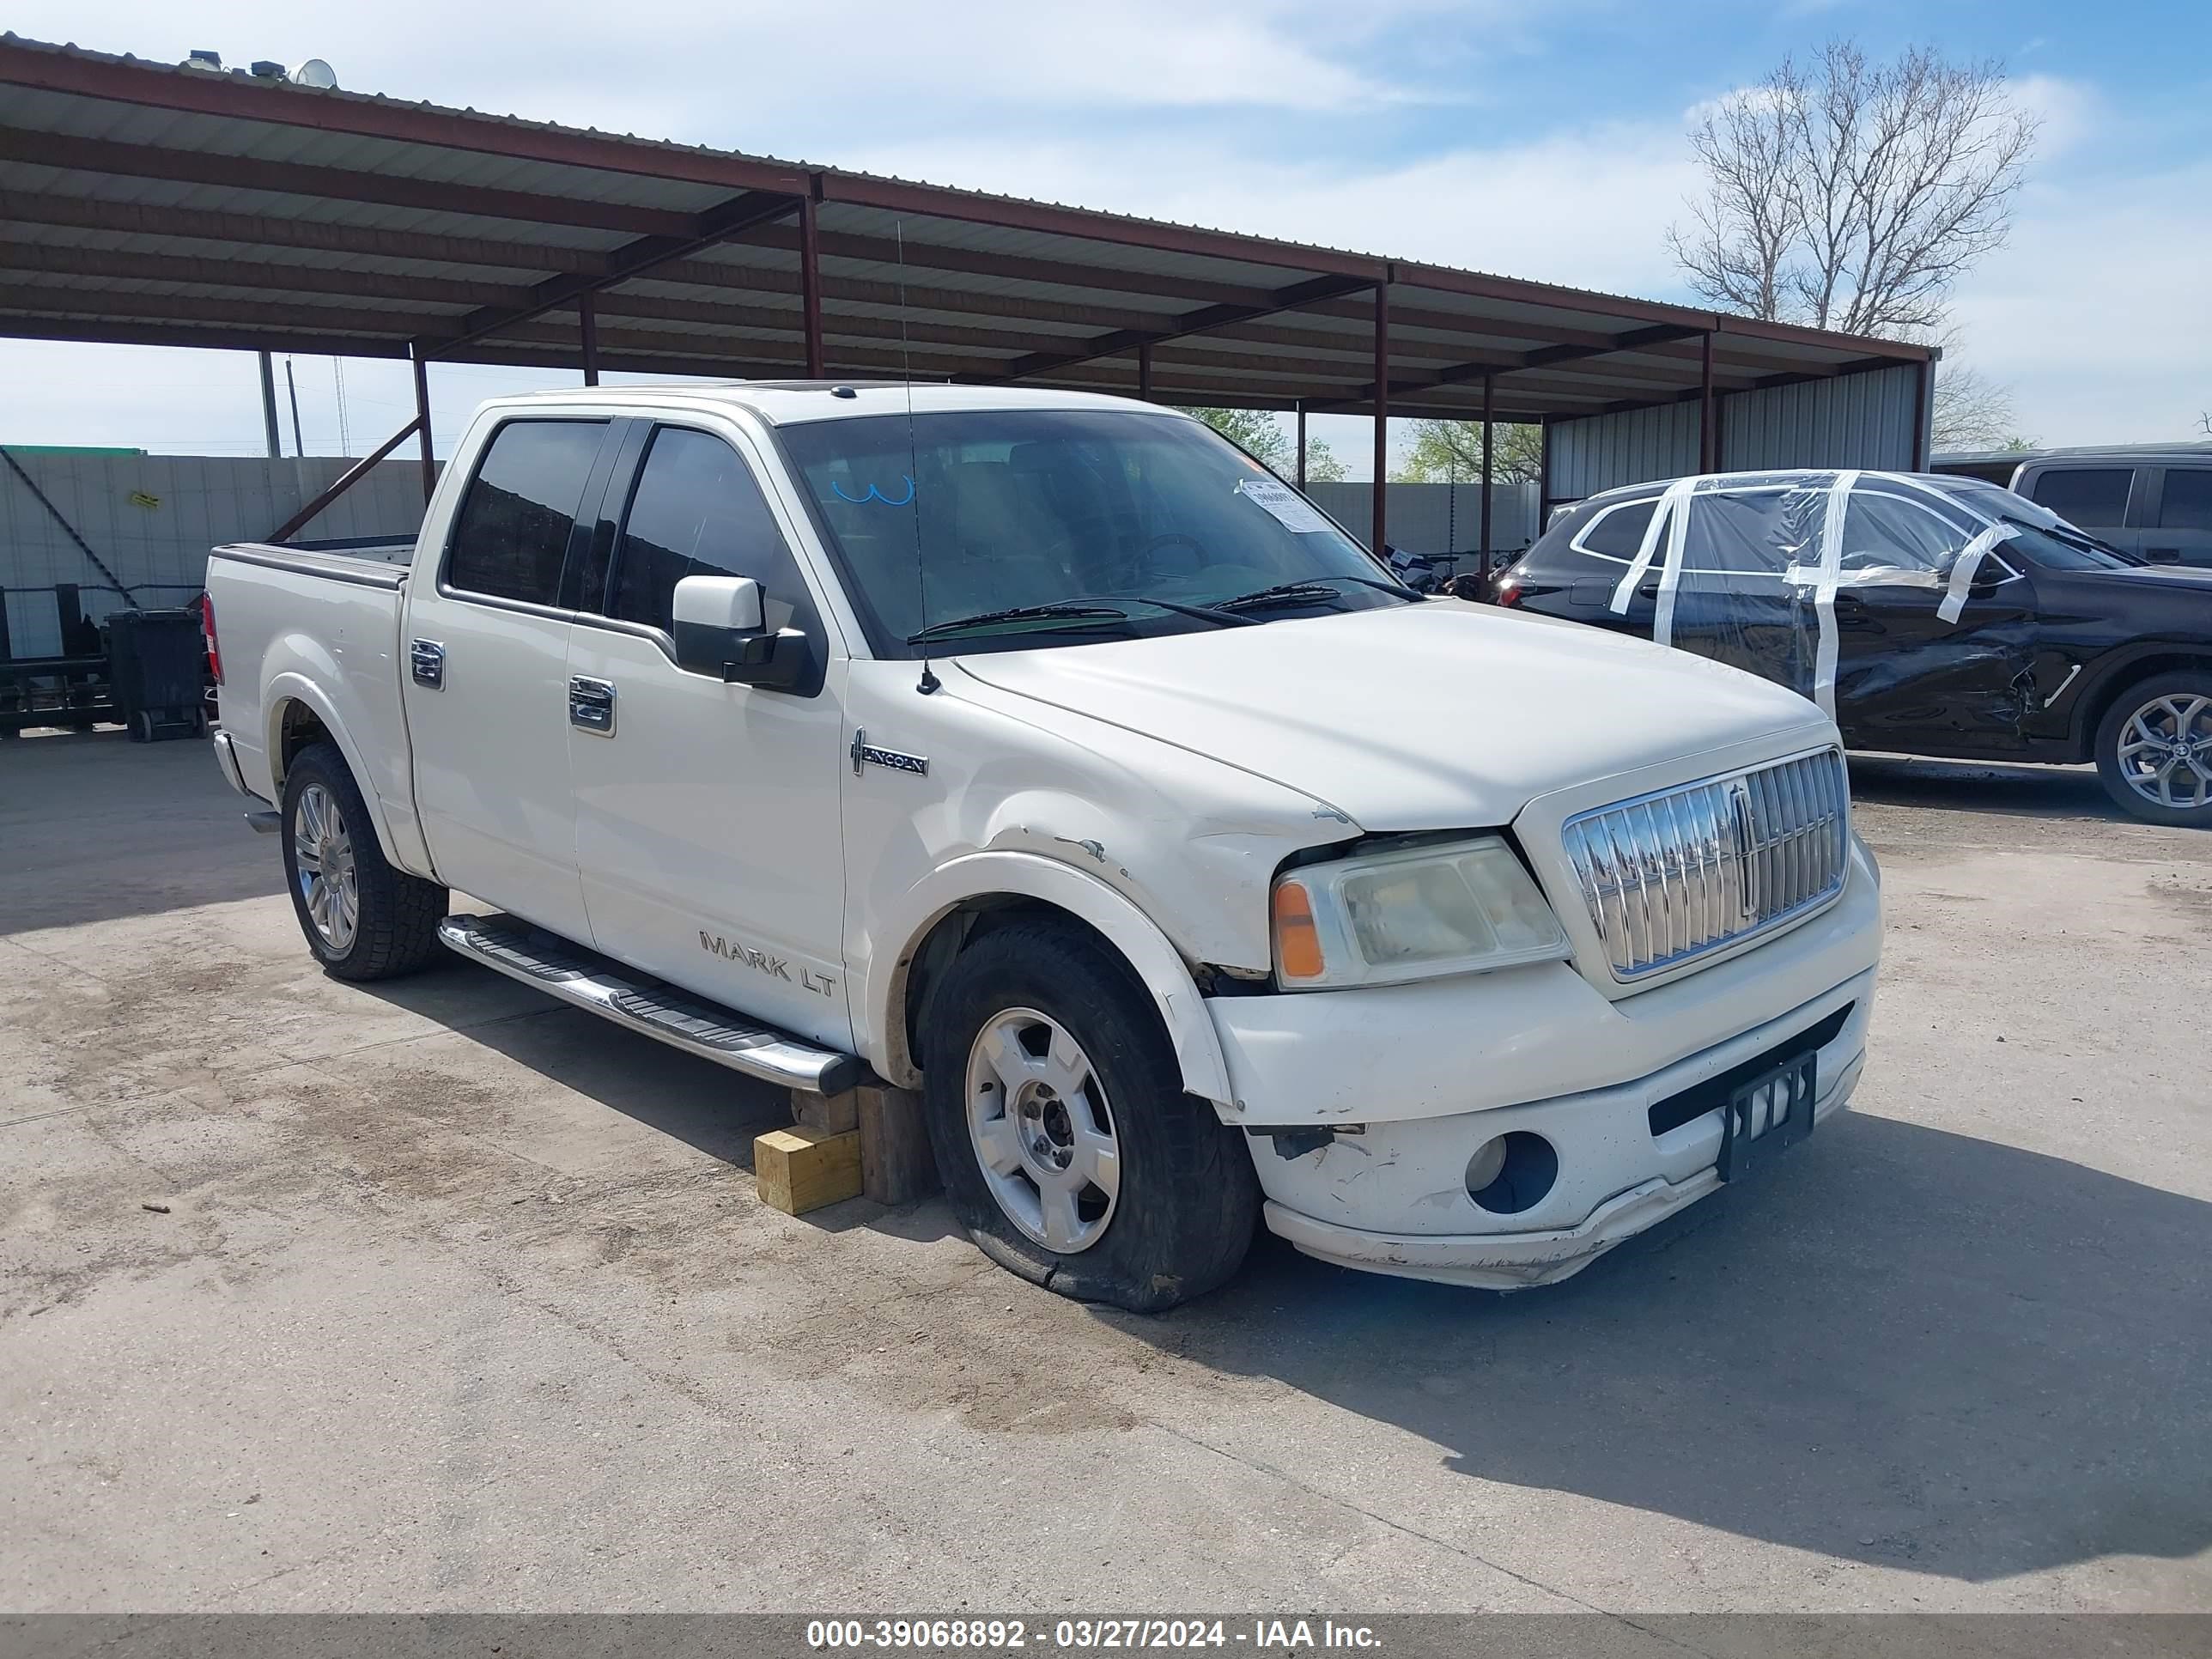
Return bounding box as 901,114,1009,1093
1486,469,2212,827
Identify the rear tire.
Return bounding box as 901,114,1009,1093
280,742,448,979
919,919,1259,1313
2094,672,2212,828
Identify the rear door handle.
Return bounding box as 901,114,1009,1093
410,639,445,690
568,675,616,737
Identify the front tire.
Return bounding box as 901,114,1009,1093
919,919,1259,1313
280,742,448,979
2094,672,2212,827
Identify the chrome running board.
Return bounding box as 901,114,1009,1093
436,913,863,1096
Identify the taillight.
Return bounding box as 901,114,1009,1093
1493,576,1524,608
199,592,223,685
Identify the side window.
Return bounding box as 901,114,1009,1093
446,420,609,605
2028,467,2132,528
1572,499,1657,561
1835,490,1970,575
1687,489,1800,577
2156,469,2212,532
609,426,821,642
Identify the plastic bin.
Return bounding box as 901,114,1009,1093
106,608,208,742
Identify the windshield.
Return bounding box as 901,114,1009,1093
777,409,1406,654
1929,477,2134,569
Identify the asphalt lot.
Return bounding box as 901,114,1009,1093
3,731,2207,1613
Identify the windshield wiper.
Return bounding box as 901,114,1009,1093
906,593,1255,646
1215,574,1419,612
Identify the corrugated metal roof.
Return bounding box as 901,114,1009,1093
0,33,1929,424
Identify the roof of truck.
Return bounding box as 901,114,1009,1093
475,381,1192,426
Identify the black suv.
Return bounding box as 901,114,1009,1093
1486,470,2212,826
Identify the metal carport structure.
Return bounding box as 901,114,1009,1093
0,33,1935,564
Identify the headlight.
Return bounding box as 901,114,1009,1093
1271,836,1569,989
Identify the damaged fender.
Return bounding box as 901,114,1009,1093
862,849,1238,1108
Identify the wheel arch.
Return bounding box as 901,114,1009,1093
2070,648,2212,758
261,678,410,869
865,852,1236,1110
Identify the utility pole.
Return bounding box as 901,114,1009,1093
284,357,305,457
257,351,282,459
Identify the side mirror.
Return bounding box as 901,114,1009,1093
671,574,805,688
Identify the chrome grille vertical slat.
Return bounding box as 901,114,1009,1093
1561,749,1849,981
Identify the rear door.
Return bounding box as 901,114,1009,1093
564,419,853,1048
402,417,617,938
2145,466,2212,568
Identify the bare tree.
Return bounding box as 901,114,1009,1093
1929,365,2023,452
1669,41,2039,337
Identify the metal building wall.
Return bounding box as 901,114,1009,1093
1546,362,1926,505
1,453,428,657
1717,362,1926,476
1308,481,1538,556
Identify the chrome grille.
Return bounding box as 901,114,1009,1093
1560,749,1849,980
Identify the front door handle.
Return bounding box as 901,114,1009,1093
568,675,616,737
410,639,445,690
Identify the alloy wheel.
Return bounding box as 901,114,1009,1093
293,782,360,951
2115,693,2212,811
963,1006,1121,1254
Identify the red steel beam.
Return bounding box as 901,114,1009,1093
820,173,1386,283
799,191,824,378
972,272,1374,385
268,415,422,541
0,39,809,196
422,187,802,356
0,128,696,238
1372,282,1390,556
0,189,605,275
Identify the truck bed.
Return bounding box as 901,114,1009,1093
205,540,416,848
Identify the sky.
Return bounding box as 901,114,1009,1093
2,0,2207,477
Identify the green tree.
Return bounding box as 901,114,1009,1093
1394,419,1541,484
1176,407,1346,482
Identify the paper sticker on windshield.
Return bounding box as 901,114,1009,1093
1234,478,1331,533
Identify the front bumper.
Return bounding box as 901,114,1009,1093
1206,835,1881,1291
1261,986,1868,1290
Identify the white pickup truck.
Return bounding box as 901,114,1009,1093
206,383,1881,1310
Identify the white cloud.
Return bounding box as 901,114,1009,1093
1952,157,2212,445
3,0,1458,129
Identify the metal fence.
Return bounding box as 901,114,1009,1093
0,451,428,658
1307,481,1539,557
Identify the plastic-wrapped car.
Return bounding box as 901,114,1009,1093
1489,470,2212,827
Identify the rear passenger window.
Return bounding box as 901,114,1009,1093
2028,467,2132,528
2157,470,2212,532
609,427,822,678
1573,500,1656,559
446,421,608,605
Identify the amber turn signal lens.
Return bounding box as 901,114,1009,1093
1273,879,1325,981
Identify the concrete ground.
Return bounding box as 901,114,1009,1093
2,731,2206,1614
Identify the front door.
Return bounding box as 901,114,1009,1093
565,421,852,1048
1824,483,2037,752
402,416,617,938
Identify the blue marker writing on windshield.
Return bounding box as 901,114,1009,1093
830,476,915,506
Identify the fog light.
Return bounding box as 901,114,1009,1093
1465,1137,1508,1194
1467,1131,1559,1215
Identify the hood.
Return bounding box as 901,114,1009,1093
951,600,1832,830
